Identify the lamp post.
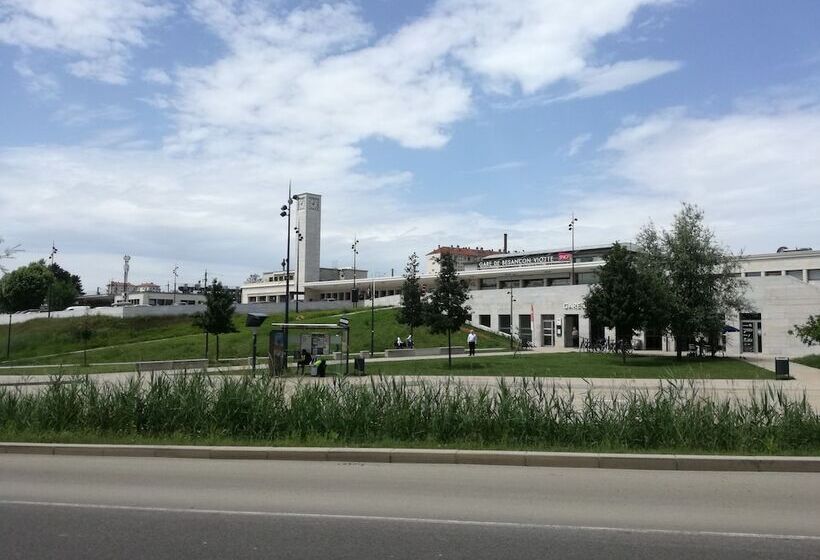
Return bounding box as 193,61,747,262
280,185,300,354
568,213,578,285
351,237,359,308
294,223,304,313
46,243,57,318
370,278,375,357
507,287,516,350
172,264,179,305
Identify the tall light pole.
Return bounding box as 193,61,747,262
568,213,578,285
46,242,57,318
280,184,299,356
351,237,359,308
172,264,179,304
506,286,516,350
370,277,375,357
294,222,304,313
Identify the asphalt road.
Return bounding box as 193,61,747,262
1,455,818,559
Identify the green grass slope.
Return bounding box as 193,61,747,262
0,306,509,367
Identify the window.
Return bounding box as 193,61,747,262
480,278,497,289
498,279,519,289
498,314,511,335
729,273,741,278
547,276,570,286
786,269,803,280
808,269,820,281
745,271,761,277
479,314,491,327
249,296,257,302
522,278,544,287
575,272,599,285
765,271,782,276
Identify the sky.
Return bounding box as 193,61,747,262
1,0,819,292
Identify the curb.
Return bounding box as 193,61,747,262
1,443,818,472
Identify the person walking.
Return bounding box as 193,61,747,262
406,334,414,349
467,329,477,356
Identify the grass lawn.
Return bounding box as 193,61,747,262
364,352,772,379
0,307,510,371
795,355,820,369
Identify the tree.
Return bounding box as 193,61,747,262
0,261,51,312
47,261,83,311
397,252,425,337
192,279,237,361
790,315,820,346
584,243,649,363
0,261,50,360
637,203,747,360
425,253,471,368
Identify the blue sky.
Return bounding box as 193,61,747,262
1,0,819,291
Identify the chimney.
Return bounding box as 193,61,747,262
503,233,508,253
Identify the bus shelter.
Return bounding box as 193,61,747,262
268,322,350,376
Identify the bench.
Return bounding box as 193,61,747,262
135,359,209,374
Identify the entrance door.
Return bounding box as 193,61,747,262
740,313,763,353
518,315,532,347
564,314,579,347
541,314,555,346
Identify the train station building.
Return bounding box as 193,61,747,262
241,193,820,357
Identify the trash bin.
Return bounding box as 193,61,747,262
354,357,365,375
775,357,790,380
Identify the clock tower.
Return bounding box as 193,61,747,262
295,192,321,285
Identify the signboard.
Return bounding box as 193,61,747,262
741,321,754,353
563,302,585,310
479,250,575,269
269,329,286,376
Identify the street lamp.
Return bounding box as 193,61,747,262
280,185,300,354
568,213,578,285
294,223,304,312
506,286,516,350
172,264,179,305
351,237,359,308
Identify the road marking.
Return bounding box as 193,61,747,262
1,499,818,542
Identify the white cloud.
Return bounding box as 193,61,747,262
566,133,592,157
561,59,681,100
0,0,689,288
142,67,172,85
473,161,526,173
584,103,820,251
12,59,59,97
0,0,172,83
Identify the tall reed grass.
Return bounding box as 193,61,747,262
0,375,817,454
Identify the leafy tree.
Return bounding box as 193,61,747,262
192,279,237,361
584,243,648,363
45,261,84,311
637,203,747,360
397,252,425,337
0,261,50,360
425,253,471,368
0,261,51,312
790,315,820,346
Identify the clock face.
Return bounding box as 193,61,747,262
308,197,320,210
297,198,306,209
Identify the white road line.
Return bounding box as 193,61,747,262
1,499,818,542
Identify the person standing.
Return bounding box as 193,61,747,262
571,326,579,348
467,329,477,356
406,334,413,349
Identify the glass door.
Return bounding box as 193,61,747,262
542,316,555,346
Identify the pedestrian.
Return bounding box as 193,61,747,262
571,326,579,348
406,334,413,349
396,336,404,349
467,329,477,356
297,348,312,375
